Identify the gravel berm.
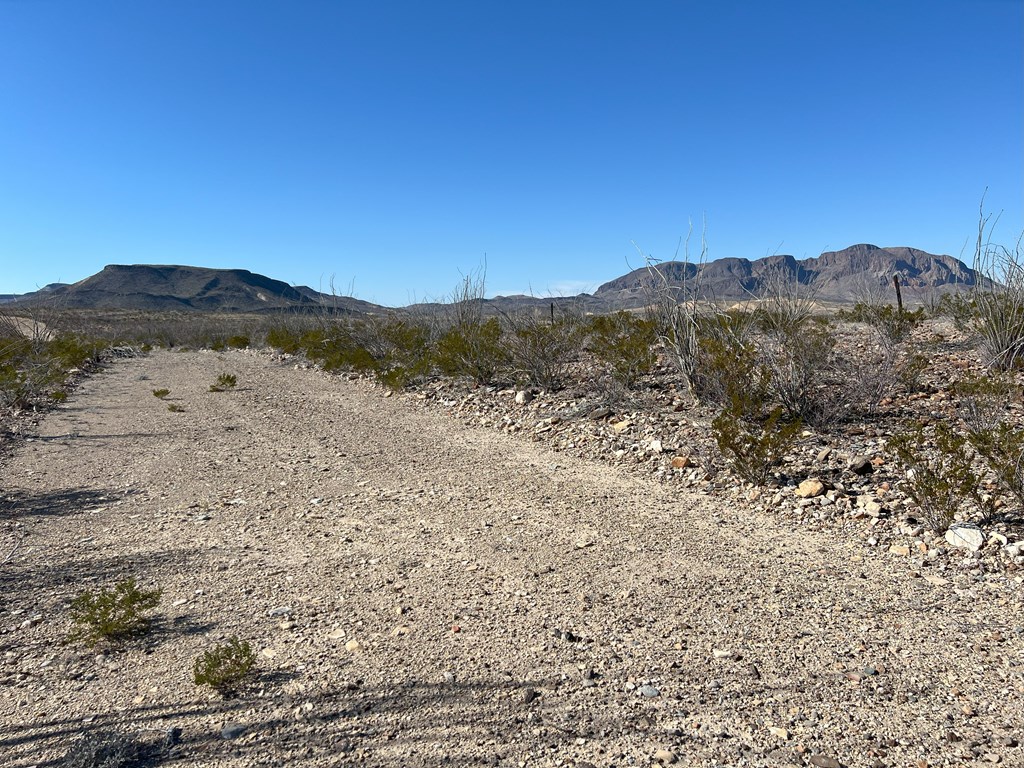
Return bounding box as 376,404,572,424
1,349,1021,767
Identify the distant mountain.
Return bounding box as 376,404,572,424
2,246,986,315
595,244,985,304
11,265,381,313
0,283,69,305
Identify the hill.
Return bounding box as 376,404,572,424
595,244,984,305
11,265,379,313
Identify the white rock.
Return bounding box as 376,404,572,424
945,523,984,552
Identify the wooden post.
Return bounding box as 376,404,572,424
893,275,904,312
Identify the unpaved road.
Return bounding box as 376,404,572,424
0,350,1021,767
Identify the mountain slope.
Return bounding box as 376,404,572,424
15,265,379,313
596,244,983,304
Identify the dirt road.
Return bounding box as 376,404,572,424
1,350,1021,767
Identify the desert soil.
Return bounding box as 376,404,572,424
0,349,1021,768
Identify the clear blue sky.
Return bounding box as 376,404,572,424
1,0,1021,306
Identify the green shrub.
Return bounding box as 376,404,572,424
226,334,250,349
209,373,238,392
434,317,508,384
152,388,170,399
588,312,657,388
68,578,162,646
167,403,184,412
888,421,988,530
193,636,257,697
712,399,802,485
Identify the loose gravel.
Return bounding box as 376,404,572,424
1,349,1021,767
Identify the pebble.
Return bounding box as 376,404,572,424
344,639,363,652
221,722,246,739
268,606,291,617
796,479,825,498
809,756,842,768
638,685,660,698
653,748,677,764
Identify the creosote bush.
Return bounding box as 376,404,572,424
193,636,257,697
888,421,988,531
587,311,657,388
167,403,184,412
434,317,508,384
712,399,802,486
68,578,162,646
62,730,147,768
152,388,170,399
504,310,584,391
209,373,238,391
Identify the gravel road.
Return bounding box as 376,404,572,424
1,349,1021,767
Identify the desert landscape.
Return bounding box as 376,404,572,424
1,252,1023,767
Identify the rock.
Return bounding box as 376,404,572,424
221,722,246,739
670,456,692,469
768,726,790,739
344,639,364,652
267,606,291,617
923,574,949,586
809,756,842,768
611,419,632,434
849,456,874,475
638,685,660,698
888,545,910,556
390,625,412,637
711,649,732,659
522,688,540,704
514,390,533,405
795,479,826,498
816,447,833,463
588,406,613,420
649,439,664,453
653,748,677,764
945,523,984,552
279,620,296,630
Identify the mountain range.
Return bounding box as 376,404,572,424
1,244,985,313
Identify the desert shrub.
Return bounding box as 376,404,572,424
68,578,162,646
688,312,759,406
587,312,658,388
712,399,802,485
167,403,184,412
968,212,1024,369
888,421,988,531
193,636,256,697
152,388,170,399
504,310,584,391
209,373,238,391
347,317,434,389
266,326,306,355
846,304,925,350
934,292,977,329
226,334,250,349
956,375,1024,508
760,321,853,429
434,317,508,384
62,730,147,768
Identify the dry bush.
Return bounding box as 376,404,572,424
503,307,585,391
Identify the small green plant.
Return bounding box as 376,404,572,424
167,403,184,412
588,312,658,388
226,334,250,349
152,388,170,399
712,399,802,485
888,421,989,530
50,389,68,403
68,578,162,646
193,636,257,697
209,373,238,392
434,317,508,384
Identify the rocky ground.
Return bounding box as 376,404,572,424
0,344,1022,767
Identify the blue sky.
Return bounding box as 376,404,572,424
1,0,1021,306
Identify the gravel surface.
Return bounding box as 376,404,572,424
1,349,1022,767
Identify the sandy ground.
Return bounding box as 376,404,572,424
0,349,1021,768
